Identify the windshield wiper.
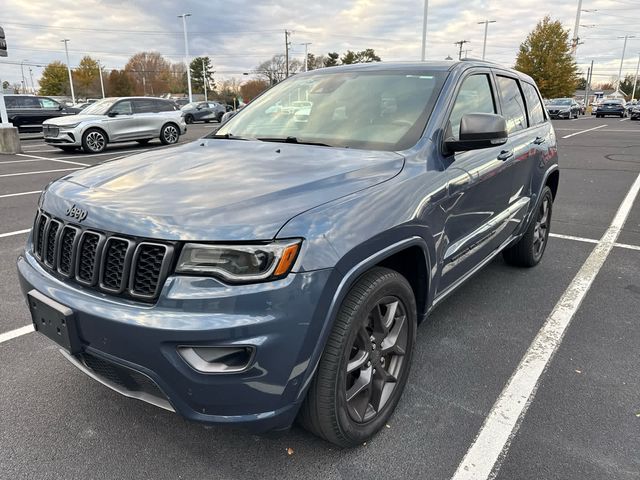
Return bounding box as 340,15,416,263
257,136,334,147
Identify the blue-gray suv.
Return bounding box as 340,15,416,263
18,61,558,447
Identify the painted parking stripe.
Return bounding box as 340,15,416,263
0,228,31,238
0,190,41,199
549,232,640,252
452,172,640,480
0,325,34,345
561,124,607,138
15,153,90,167
0,168,82,178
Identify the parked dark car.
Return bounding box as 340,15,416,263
18,60,558,447
545,98,580,119
630,103,640,120
180,101,226,123
596,99,626,118
5,95,80,132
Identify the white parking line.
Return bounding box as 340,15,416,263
452,172,640,480
550,232,640,252
0,168,82,178
22,149,63,153
0,190,41,199
0,228,31,238
620,117,629,122
15,153,90,167
0,325,34,345
561,124,607,138
55,148,151,160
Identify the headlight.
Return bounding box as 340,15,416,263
176,239,302,282
60,123,81,129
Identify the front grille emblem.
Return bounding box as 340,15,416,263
65,204,88,222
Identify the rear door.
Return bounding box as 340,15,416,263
194,102,212,121
437,70,515,293
132,98,159,137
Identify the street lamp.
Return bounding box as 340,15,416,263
616,35,636,94
61,39,76,104
477,20,496,60
20,60,28,93
178,13,193,103
421,0,429,61
300,43,312,71
632,53,640,101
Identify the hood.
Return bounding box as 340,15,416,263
42,139,404,240
44,114,105,126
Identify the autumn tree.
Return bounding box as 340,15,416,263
190,56,215,94
305,53,327,71
240,79,269,102
515,16,579,98
107,70,134,96
39,61,70,96
73,56,101,98
124,51,171,95
168,63,187,94
215,78,241,105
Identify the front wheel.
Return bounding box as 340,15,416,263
298,267,417,447
184,114,194,124
81,128,107,154
160,123,180,145
503,186,553,267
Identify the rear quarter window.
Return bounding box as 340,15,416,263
521,82,546,126
496,76,527,134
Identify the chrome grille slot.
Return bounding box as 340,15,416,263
75,231,104,286
130,243,171,299
57,226,80,277
34,213,49,259
44,219,61,267
100,237,133,293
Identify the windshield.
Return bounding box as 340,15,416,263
81,98,118,115
216,69,447,151
550,98,572,105
603,100,623,105
181,102,199,110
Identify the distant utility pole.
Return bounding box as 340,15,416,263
421,0,429,61
178,13,193,102
285,30,291,78
584,60,593,107
571,0,583,56
202,58,207,101
28,67,35,93
454,40,470,60
616,35,635,94
61,39,76,104
300,42,312,71
462,49,473,59
632,53,640,101
478,20,496,60
97,60,105,98
20,60,27,94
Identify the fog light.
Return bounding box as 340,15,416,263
177,346,255,373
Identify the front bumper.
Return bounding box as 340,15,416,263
17,247,334,432
548,111,571,119
43,126,82,146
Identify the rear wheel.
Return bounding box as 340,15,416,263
81,128,107,154
298,267,417,447
503,186,553,267
184,114,194,124
160,123,180,145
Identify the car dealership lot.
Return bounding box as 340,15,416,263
0,118,638,479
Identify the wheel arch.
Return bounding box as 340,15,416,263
83,125,109,143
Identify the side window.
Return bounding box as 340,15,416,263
208,102,219,109
18,97,40,108
39,98,60,109
110,100,133,115
448,74,496,140
133,99,157,113
522,82,546,126
155,100,175,112
4,96,18,108
496,76,527,133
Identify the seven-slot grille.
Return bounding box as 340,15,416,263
32,211,173,302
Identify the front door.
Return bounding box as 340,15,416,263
103,100,138,141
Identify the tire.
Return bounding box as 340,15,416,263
57,146,76,152
503,186,553,268
298,267,417,447
184,114,194,124
136,139,151,145
216,112,224,122
160,123,180,145
81,128,107,154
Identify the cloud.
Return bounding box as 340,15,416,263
1,0,638,90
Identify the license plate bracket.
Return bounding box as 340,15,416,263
28,289,81,354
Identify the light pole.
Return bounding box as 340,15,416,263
97,60,105,98
421,0,429,61
571,0,583,56
300,43,312,71
20,60,27,93
477,20,496,60
61,39,76,104
616,35,635,94
632,53,640,101
178,13,193,102
202,58,207,101
28,67,35,93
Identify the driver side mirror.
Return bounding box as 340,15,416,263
444,113,508,153
107,111,118,117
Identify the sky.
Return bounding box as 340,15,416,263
1,0,639,91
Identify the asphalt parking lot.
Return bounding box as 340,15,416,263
1,116,639,479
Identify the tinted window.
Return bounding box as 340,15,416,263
9,96,40,109
4,96,19,108
448,74,496,140
155,100,175,112
497,76,527,134
110,100,133,115
39,98,60,109
522,82,545,126
133,99,157,113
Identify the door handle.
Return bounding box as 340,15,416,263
533,136,546,145
497,150,514,161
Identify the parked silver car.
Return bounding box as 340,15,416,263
42,97,187,153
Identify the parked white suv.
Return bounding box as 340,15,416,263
42,97,187,153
